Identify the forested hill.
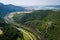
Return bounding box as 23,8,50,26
13,10,54,24
0,16,19,40
13,10,60,40
0,3,25,17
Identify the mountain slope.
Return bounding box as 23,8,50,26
40,11,60,40
0,3,25,17
13,10,60,40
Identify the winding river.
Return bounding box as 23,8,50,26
4,11,45,40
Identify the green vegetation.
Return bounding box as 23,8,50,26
44,11,60,40
22,28,38,40
13,10,60,40
0,16,24,40
8,12,38,40
0,11,39,40
0,10,60,40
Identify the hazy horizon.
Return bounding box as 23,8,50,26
0,0,60,6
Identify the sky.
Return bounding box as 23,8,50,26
0,0,60,6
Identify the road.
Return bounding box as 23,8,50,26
4,12,45,40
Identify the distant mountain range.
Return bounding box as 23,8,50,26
45,5,60,8
0,2,60,17
0,3,25,17
43,5,60,9
25,5,60,10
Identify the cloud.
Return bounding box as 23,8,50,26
0,0,60,6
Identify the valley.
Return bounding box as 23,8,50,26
12,10,60,40
4,11,40,40
0,1,60,40
0,10,60,40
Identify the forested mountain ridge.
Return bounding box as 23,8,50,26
0,3,25,17
13,10,60,40
0,2,60,40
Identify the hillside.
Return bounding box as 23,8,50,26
13,10,60,40
0,17,23,40
43,11,60,40
13,10,54,24
0,3,25,17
